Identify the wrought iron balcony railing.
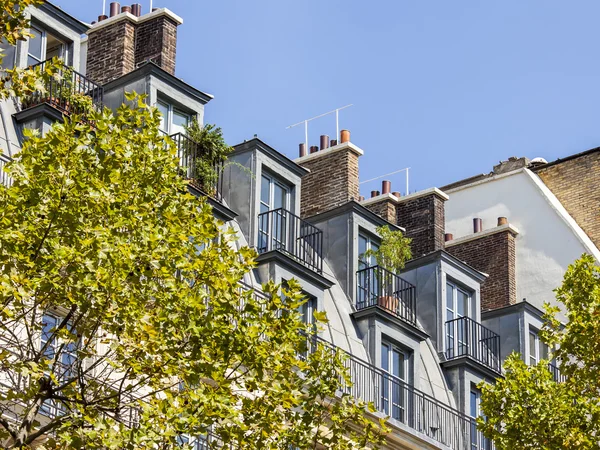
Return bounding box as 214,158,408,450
302,332,492,449
356,265,417,326
21,59,104,115
548,362,565,382
257,208,323,274
169,132,224,201
445,316,501,374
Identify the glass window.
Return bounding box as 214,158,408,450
28,26,43,66
40,313,78,417
470,389,490,449
380,341,407,423
258,173,290,253
358,233,378,269
445,281,472,359
156,100,191,135
529,328,548,366
27,26,66,67
0,40,16,70
299,294,317,328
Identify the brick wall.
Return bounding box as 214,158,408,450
298,146,360,218
396,191,446,257
534,150,600,250
363,198,397,224
135,15,178,75
446,227,517,311
86,12,180,86
86,20,136,86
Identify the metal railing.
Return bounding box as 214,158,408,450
21,59,104,115
445,317,501,374
356,266,416,326
170,132,224,201
303,333,490,449
0,153,13,187
548,362,565,382
257,208,323,274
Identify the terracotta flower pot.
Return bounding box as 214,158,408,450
378,295,399,313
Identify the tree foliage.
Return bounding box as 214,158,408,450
0,92,386,448
478,254,600,449
364,226,412,273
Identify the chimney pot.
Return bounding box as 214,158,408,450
445,233,454,242
152,7,158,11
310,145,319,154
392,191,401,198
121,5,131,13
109,2,120,17
340,129,351,143
382,180,391,194
359,195,365,202
299,143,307,157
131,3,142,16
473,218,483,233
498,217,508,226
330,139,338,146
320,135,330,150
371,190,380,198
98,14,108,21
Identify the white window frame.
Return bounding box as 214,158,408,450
470,389,490,450
528,328,548,366
445,281,472,359
157,99,191,135
380,340,408,423
27,24,68,67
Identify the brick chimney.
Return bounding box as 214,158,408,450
396,188,448,257
446,218,519,311
86,6,183,86
296,130,363,218
360,181,399,224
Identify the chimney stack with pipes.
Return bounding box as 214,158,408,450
296,129,363,218
86,3,183,85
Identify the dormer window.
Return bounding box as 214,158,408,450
27,25,68,66
157,100,190,135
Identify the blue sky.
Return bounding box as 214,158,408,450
54,0,600,196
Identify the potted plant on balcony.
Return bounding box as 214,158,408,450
184,119,232,196
363,226,412,313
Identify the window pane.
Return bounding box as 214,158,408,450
457,289,468,317
381,343,389,372
369,242,379,266
28,26,43,61
157,102,169,133
393,349,405,380
0,40,15,69
446,283,454,310
273,182,286,210
172,110,189,135
358,235,368,268
470,391,478,418
260,175,270,206
540,342,548,361
529,332,537,365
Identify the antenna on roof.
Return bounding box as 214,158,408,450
102,0,106,15
360,167,411,197
287,104,353,150
149,0,153,11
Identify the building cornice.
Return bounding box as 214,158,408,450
445,224,520,248
86,8,183,36
307,201,404,232
293,141,364,165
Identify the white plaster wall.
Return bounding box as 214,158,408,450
445,169,600,318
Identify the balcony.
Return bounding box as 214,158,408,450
20,60,104,116
302,332,490,449
257,208,323,274
170,132,224,201
445,317,501,374
356,266,417,326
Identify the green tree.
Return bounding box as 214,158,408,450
0,93,386,448
478,254,600,449
364,226,412,272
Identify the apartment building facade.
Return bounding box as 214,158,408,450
0,1,567,449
